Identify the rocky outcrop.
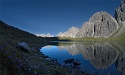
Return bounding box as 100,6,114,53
73,59,81,66
57,27,79,38
76,11,118,38
57,0,125,38
112,0,125,37
63,58,74,64
115,0,125,22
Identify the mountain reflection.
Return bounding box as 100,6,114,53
57,42,125,74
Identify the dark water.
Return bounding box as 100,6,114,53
40,41,125,75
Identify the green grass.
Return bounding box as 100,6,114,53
57,37,111,42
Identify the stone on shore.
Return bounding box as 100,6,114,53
18,42,30,52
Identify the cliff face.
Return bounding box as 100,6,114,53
57,27,79,38
76,12,118,38
115,0,125,22
112,0,125,37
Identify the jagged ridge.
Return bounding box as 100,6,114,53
57,0,125,39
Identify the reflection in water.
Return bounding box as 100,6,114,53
58,43,120,69
114,43,125,75
58,44,79,56
116,56,125,75
41,42,125,75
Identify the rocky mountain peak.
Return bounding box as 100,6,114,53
76,11,118,38
57,26,79,38
115,0,125,22
58,0,125,38
89,11,116,23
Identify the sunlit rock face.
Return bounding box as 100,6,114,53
57,27,79,38
115,0,125,22
113,0,125,37
76,11,118,38
57,0,125,38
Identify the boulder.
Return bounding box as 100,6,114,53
73,59,81,66
18,42,30,52
63,58,74,64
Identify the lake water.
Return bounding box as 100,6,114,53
40,41,125,75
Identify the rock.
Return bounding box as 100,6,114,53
63,58,74,64
31,47,35,51
18,42,30,52
57,26,79,38
57,0,125,38
73,59,81,66
76,11,118,38
44,55,49,58
115,0,125,22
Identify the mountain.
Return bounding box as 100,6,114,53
115,0,125,22
76,11,118,38
57,26,79,38
36,33,54,37
57,0,125,39
112,0,125,38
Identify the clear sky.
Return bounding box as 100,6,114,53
0,0,122,36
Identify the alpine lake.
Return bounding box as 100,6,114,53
40,41,125,75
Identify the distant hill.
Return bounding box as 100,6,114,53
0,20,46,74
0,20,45,44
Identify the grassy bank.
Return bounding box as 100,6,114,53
55,36,125,42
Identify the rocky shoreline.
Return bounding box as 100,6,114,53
0,39,94,75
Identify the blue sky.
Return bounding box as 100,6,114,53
0,0,122,36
